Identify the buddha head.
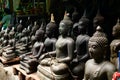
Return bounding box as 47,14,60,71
17,20,23,33
89,26,108,61
78,10,89,34
112,18,120,38
59,11,73,36
72,8,79,23
9,28,15,39
93,9,104,30
46,14,57,37
35,29,44,41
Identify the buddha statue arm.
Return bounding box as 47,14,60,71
39,51,56,61
58,40,74,63
106,63,116,80
78,53,89,62
34,44,44,58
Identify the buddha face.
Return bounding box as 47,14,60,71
35,30,44,41
88,41,103,60
59,22,69,35
46,27,52,37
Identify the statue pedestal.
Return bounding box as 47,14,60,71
37,65,70,80
13,64,40,80
0,56,20,64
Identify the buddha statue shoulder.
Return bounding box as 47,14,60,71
110,19,120,70
83,26,116,80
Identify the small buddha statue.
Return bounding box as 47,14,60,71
2,27,16,60
44,14,57,53
110,19,120,70
20,29,44,74
30,21,40,46
16,28,30,55
71,23,90,79
15,20,23,41
2,32,9,47
71,8,80,40
83,26,116,80
37,12,74,80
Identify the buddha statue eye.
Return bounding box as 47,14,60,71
92,45,97,49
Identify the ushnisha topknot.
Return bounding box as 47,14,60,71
46,13,57,29
60,11,73,28
93,9,104,25
79,9,89,26
89,26,108,48
113,18,120,32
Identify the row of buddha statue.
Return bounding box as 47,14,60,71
0,8,119,80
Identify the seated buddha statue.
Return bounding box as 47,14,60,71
44,14,57,53
83,26,116,80
37,12,74,80
20,29,44,74
110,19,120,70
2,32,9,47
30,21,40,46
2,27,16,60
16,28,30,55
70,20,90,79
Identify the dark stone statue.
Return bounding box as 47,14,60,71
110,19,120,70
37,12,74,80
15,20,23,41
44,14,57,53
2,27,16,60
83,26,116,80
20,29,44,74
71,22,90,80
93,9,104,32
16,28,30,55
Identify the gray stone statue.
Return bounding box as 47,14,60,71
2,27,16,60
110,19,120,70
83,26,116,80
44,14,57,53
20,29,45,74
71,21,90,80
37,12,74,80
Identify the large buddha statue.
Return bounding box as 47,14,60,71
20,29,45,74
44,14,57,53
71,22,90,80
83,26,116,80
37,12,74,80
110,19,120,70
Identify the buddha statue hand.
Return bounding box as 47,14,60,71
71,58,78,64
39,53,49,61
20,54,26,60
